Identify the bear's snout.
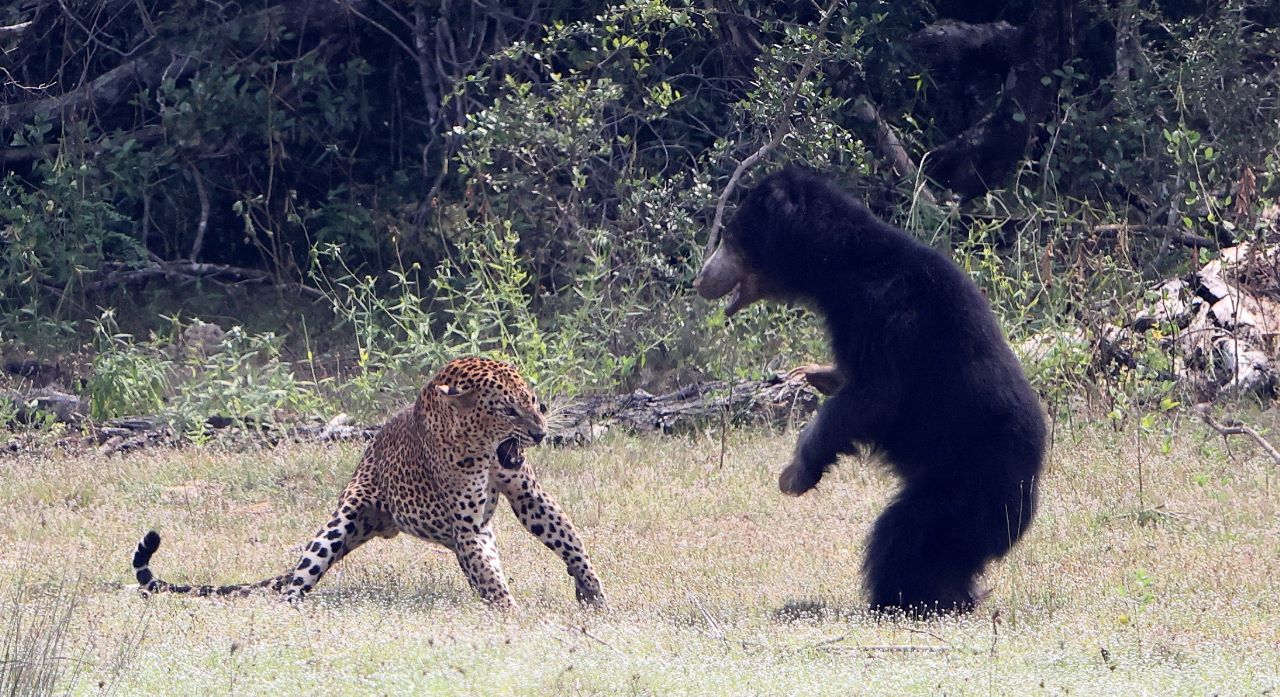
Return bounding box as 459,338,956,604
695,244,744,300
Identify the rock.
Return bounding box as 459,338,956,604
2,388,87,424
320,413,353,440
180,321,226,356
1134,278,1194,330
1215,337,1275,397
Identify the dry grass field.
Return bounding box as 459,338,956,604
1,417,1277,695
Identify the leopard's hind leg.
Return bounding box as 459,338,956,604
283,491,397,600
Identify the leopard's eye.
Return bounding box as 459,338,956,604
502,405,519,417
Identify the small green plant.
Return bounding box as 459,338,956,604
1118,567,1159,656
84,310,171,420
0,396,17,431
169,326,324,432
310,243,448,416
82,312,329,434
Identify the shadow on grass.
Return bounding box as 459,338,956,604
770,598,869,624
306,574,469,612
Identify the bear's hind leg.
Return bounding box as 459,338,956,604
862,480,990,618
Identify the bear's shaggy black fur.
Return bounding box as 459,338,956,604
695,167,1046,616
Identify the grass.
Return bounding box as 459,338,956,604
0,416,1277,695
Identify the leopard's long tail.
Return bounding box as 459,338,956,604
132,530,288,597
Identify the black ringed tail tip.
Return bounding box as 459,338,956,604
133,530,162,587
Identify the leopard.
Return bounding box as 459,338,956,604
130,356,605,610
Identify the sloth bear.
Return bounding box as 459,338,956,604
695,167,1046,616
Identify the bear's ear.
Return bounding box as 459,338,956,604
765,176,804,219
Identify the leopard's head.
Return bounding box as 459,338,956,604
422,356,548,469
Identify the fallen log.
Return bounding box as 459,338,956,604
1095,241,1280,401
1,388,87,425
548,370,821,444
3,369,824,456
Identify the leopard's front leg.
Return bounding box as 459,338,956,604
451,524,516,609
497,468,606,607
445,483,517,610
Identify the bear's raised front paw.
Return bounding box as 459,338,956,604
786,363,844,396
778,459,822,496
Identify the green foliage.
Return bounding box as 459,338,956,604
1,1,386,338
3,0,1279,415
168,327,324,432
0,395,16,429
1046,1,1279,228
301,1,844,406
311,244,445,415
730,6,869,170
82,313,324,431
0,125,138,338
85,311,170,420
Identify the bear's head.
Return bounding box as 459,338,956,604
695,167,827,316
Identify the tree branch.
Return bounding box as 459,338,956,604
1,0,366,132
702,0,844,257
0,20,33,40
82,261,325,299
1090,223,1216,249
1,49,175,131
1195,403,1280,466
187,163,209,262
852,96,936,205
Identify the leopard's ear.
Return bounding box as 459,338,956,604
434,383,479,410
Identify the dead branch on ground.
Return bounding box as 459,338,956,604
1194,403,1280,466
81,261,325,300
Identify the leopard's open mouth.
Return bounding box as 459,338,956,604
496,438,524,470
